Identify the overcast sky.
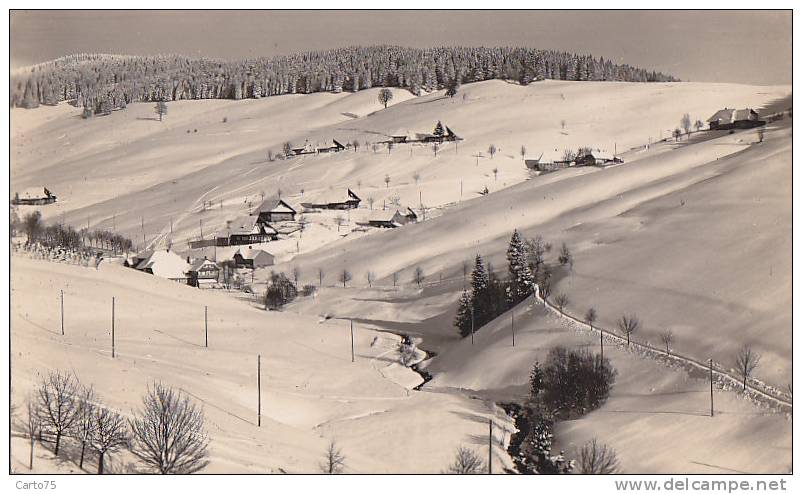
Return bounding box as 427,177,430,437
10,10,791,85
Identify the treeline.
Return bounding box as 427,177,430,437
10,46,678,112
12,210,135,254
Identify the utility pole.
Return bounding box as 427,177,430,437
204,306,208,348
257,354,261,427
600,328,604,361
111,297,115,358
170,218,173,234
488,419,493,474
200,219,203,240
350,320,355,362
141,216,145,245
460,180,463,200
511,310,514,347
60,290,64,336
709,359,714,417
471,307,475,345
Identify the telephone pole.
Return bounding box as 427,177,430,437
350,320,355,362
488,419,493,474
511,311,515,347
709,359,714,417
204,306,208,348
257,354,262,427
60,290,64,336
111,297,116,358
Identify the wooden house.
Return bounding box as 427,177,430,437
233,247,275,269
365,207,418,228
253,199,297,223
224,216,278,246
575,150,623,166
187,257,220,287
301,189,361,210
13,186,57,205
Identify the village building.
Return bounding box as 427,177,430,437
12,186,57,205
301,188,361,210
253,198,297,223
132,249,190,283
525,150,574,172
707,108,763,130
233,247,275,269
575,149,623,166
317,139,346,153
187,257,220,287
365,207,418,228
217,216,278,246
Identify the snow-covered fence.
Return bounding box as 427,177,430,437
533,285,792,414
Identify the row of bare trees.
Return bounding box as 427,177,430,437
20,370,209,474
555,298,762,392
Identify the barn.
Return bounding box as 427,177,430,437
133,250,190,283
224,216,279,246
707,108,763,130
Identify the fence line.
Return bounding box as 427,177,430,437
533,285,792,413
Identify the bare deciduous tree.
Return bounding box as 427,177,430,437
520,145,526,160
392,271,399,288
660,329,674,356
339,269,352,288
72,385,97,470
492,167,499,181
414,266,425,287
367,197,375,210
90,407,128,474
37,370,80,456
618,314,639,346
487,144,497,159
413,172,421,184
366,271,375,287
585,307,598,330
681,113,692,137
378,88,393,109
129,383,210,474
554,293,569,314
384,174,391,188
445,446,485,474
578,438,620,474
334,214,346,232
320,440,346,474
318,267,325,287
735,345,761,391
25,400,40,470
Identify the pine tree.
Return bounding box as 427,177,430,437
454,289,473,337
470,255,490,326
507,229,534,304
155,100,167,121
433,120,445,138
529,361,544,399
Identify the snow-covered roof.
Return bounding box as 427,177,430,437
189,258,218,271
708,108,734,123
226,216,276,236
733,108,757,121
255,198,296,215
234,247,274,261
308,189,360,205
135,250,190,279
588,149,615,160
16,186,53,200
369,209,404,223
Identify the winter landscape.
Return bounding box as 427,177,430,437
8,10,793,477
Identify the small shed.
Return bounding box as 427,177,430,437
254,198,297,223
13,186,57,205
301,188,361,210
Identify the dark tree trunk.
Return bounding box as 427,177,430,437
54,432,61,456
29,438,34,470
97,452,104,474
79,441,86,469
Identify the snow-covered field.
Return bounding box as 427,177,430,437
10,79,791,473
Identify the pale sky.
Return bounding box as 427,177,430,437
10,10,792,85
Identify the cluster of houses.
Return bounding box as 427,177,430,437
127,246,276,287
286,122,461,158
525,148,623,173
12,186,57,205
706,107,764,130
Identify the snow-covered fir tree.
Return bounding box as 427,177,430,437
507,229,534,304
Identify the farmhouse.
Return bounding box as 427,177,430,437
12,186,57,205
233,247,275,269
365,207,418,228
187,257,220,287
317,139,346,153
575,149,623,166
707,107,764,130
301,188,361,210
525,150,573,172
253,198,297,223
132,249,190,283
217,216,278,246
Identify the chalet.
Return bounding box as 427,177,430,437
442,126,461,142
13,186,57,205
317,139,346,153
301,188,361,210
133,250,190,283
365,207,418,228
218,216,278,246
253,199,297,223
187,257,220,287
389,135,409,144
575,150,623,167
233,247,275,269
707,108,763,130
525,151,573,172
